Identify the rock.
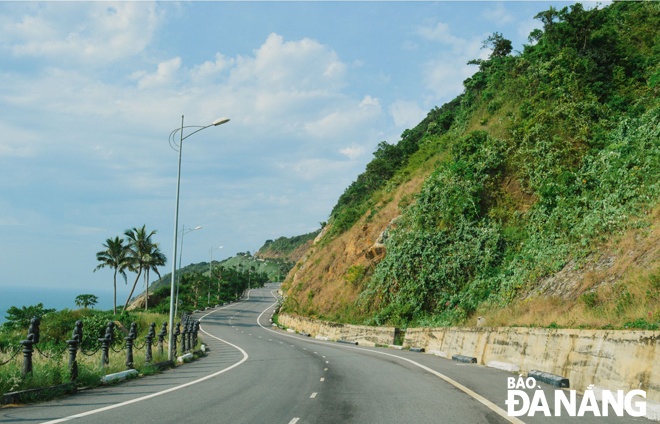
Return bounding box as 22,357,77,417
476,317,487,327
365,243,386,262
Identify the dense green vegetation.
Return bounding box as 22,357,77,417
145,253,287,299
317,2,660,327
328,99,461,237
146,259,270,315
0,306,170,398
259,230,320,256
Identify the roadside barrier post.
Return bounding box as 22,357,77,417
193,321,199,348
187,320,193,352
20,317,40,376
174,322,180,354
125,323,137,369
157,321,167,355
67,320,83,381
99,321,115,367
145,322,156,363
182,319,188,352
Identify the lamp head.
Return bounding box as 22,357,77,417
194,226,202,230
212,118,230,126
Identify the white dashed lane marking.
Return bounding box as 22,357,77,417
310,393,318,399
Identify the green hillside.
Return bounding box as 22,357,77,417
257,231,319,259
283,2,660,329
142,253,288,299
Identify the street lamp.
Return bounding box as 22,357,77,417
209,246,224,305
167,115,229,361
174,225,202,318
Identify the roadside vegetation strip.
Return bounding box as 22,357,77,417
40,301,249,424
260,289,525,424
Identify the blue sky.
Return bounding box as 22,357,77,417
0,1,602,300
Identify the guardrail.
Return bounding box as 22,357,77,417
0,313,201,382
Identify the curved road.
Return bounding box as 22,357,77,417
0,283,645,423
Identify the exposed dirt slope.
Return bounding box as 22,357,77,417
283,172,428,322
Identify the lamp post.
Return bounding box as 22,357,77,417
209,246,224,305
167,116,229,361
175,225,202,318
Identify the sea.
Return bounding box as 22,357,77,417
0,286,119,324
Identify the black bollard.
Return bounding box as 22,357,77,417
174,322,181,354
145,322,155,363
157,321,167,355
125,323,137,369
20,317,40,376
187,320,193,352
181,319,188,352
67,320,83,381
99,321,115,367
192,321,200,349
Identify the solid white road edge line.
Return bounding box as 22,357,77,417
258,288,525,424
40,297,251,424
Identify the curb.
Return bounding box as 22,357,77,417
528,370,570,388
428,350,447,358
409,347,425,353
1,383,76,406
337,340,358,345
101,369,139,385
452,354,477,364
177,353,193,363
487,361,519,372
388,345,404,350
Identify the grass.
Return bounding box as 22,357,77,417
475,263,660,330
0,309,205,403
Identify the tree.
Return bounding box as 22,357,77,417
483,32,512,59
4,304,55,330
143,243,166,311
122,225,160,313
94,236,130,315
75,294,99,309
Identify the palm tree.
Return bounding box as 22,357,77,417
94,236,130,315
122,225,159,313
143,243,166,311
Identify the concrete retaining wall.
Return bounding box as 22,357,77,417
278,314,395,347
405,326,660,402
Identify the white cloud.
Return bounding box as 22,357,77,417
340,145,366,160
482,3,515,25
303,95,382,140
416,21,488,101
191,53,234,83
228,33,347,92
518,18,543,42
402,40,419,51
416,22,462,46
283,158,354,181
137,57,182,89
0,3,162,65
389,100,426,129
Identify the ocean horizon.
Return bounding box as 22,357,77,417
0,286,134,324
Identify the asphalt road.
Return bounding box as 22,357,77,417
0,283,647,424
